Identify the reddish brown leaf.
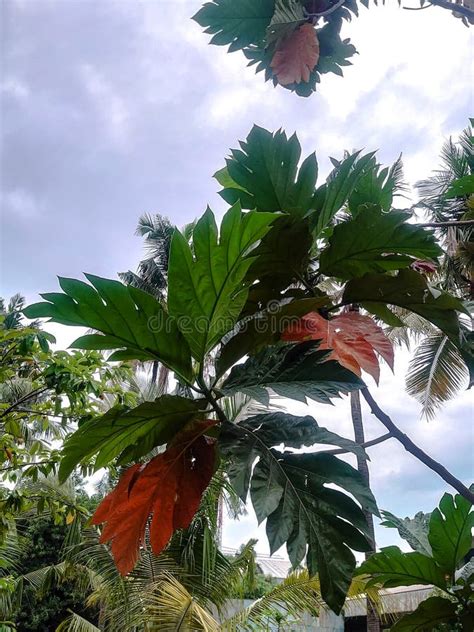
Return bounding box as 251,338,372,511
271,24,320,86
92,420,216,575
282,311,394,384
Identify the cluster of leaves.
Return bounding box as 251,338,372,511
359,491,474,630
0,304,133,537
23,124,471,614
193,0,361,96
193,0,472,97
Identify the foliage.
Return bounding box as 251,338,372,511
359,491,474,630
193,0,472,97
22,124,471,615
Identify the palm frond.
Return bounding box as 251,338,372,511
406,333,469,420
144,573,220,632
56,612,101,632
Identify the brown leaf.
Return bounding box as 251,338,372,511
92,420,216,575
271,24,320,86
282,311,394,384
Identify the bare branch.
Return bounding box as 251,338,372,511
362,388,474,504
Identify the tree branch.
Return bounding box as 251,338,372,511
362,388,474,504
0,387,48,419
426,0,474,21
418,220,474,228
305,0,347,19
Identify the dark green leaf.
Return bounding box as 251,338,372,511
23,276,193,381
219,412,377,613
311,151,376,236
343,270,466,343
428,491,474,574
319,206,442,279
215,125,318,217
167,203,276,361
348,155,406,212
193,0,275,52
266,0,305,45
216,297,329,376
356,546,447,590
59,396,206,481
389,596,458,631
222,341,364,406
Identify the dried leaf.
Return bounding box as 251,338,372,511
282,311,394,384
92,421,216,575
271,23,320,86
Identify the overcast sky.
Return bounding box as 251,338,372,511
1,0,473,555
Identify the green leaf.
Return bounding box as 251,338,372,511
59,396,206,481
215,125,318,217
380,510,432,556
343,270,466,343
389,596,458,631
243,215,314,293
219,413,378,613
216,297,329,376
222,341,364,406
23,276,193,381
406,334,469,420
348,154,406,212
193,0,275,52
311,151,376,236
428,491,474,575
444,173,474,198
319,206,442,280
167,203,276,361
266,0,305,45
356,546,447,590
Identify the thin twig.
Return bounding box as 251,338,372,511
362,388,474,504
0,387,48,419
305,0,347,19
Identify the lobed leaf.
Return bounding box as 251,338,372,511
222,341,364,405
219,412,378,613
319,205,442,280
23,275,193,381
59,396,207,481
167,203,276,361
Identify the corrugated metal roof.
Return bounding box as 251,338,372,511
221,547,292,579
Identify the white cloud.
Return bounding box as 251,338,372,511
2,188,41,219
80,64,131,148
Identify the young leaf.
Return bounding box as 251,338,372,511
192,0,275,52
356,546,447,590
283,311,394,384
222,341,364,405
319,206,442,280
343,269,467,344
271,24,320,86
389,596,458,631
216,297,329,376
428,491,474,575
92,420,216,575
215,125,318,217
167,203,276,361
219,413,378,613
23,276,193,381
59,396,207,481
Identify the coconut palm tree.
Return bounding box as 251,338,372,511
406,122,473,419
